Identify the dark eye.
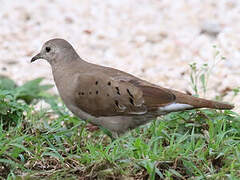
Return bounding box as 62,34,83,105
45,47,51,53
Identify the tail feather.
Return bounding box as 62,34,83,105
170,90,234,110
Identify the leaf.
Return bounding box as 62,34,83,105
168,168,184,178
0,76,17,90
41,151,63,161
0,158,22,168
10,143,31,156
0,102,9,115
15,78,53,104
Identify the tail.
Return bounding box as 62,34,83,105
170,90,234,110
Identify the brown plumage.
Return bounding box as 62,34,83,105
31,38,234,135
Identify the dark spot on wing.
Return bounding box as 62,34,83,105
115,87,120,95
115,100,119,108
127,88,134,98
78,92,84,95
129,97,134,105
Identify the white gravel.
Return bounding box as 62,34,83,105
0,0,239,111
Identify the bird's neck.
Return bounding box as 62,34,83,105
51,57,89,87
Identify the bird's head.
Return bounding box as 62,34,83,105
31,38,78,65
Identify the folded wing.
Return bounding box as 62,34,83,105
74,73,176,117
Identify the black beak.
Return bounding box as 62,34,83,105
31,53,42,63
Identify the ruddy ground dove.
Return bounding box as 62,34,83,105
31,39,234,136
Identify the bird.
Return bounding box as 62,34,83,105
31,38,234,136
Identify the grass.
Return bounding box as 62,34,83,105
0,57,240,179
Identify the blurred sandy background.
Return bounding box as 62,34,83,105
0,0,239,111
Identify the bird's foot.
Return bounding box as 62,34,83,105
86,123,99,132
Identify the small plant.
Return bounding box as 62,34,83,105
232,87,240,101
0,76,53,104
0,90,28,129
189,45,227,97
0,76,53,129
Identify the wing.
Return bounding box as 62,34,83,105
73,73,175,117
127,79,176,108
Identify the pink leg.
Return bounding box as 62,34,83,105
86,123,99,132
